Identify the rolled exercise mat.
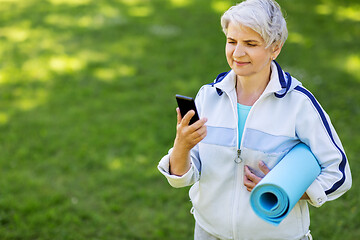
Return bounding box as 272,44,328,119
250,143,321,225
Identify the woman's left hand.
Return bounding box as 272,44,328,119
243,161,270,192
243,161,310,199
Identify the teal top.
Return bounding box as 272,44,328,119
237,103,252,148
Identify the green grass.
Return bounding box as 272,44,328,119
0,0,359,239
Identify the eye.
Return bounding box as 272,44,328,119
227,38,236,44
246,42,257,47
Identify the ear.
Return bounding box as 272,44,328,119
271,42,283,60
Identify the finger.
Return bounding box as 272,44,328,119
176,108,182,125
243,175,252,185
244,165,253,180
243,175,256,189
191,124,207,139
259,161,270,175
189,117,208,131
189,126,207,145
180,110,195,126
192,130,207,145
244,166,261,184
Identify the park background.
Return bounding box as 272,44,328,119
0,0,359,239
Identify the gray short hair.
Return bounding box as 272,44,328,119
221,0,288,48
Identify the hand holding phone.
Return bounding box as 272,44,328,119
175,94,200,125
170,95,206,175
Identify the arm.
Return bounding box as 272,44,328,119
170,108,207,175
157,108,207,188
295,91,352,207
243,90,351,205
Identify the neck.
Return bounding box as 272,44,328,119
236,64,272,106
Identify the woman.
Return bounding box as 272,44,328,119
158,0,352,239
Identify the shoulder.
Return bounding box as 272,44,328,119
197,70,231,96
291,85,334,134
284,74,320,106
209,71,231,85
292,85,324,110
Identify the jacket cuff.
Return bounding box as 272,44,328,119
157,153,195,188
306,180,327,207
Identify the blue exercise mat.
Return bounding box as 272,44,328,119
250,143,321,225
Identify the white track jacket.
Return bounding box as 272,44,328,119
158,61,352,240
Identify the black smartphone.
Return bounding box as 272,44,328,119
175,94,200,125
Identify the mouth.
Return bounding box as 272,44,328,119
234,60,250,66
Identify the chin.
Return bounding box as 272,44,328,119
232,69,253,77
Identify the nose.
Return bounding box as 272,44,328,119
233,44,246,58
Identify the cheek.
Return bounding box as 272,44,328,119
225,46,234,60
250,49,271,63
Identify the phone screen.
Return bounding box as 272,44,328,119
175,94,200,125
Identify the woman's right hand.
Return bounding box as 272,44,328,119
169,108,207,176
174,108,207,151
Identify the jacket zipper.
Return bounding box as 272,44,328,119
230,90,272,239
226,89,243,240
232,150,243,240
235,149,242,163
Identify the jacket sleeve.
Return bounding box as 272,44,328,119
295,89,352,207
157,145,201,188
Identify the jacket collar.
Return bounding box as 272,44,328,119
213,61,300,98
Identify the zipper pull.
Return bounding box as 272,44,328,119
235,149,242,163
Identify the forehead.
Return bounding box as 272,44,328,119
227,22,264,42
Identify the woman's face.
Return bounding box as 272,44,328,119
225,22,277,78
